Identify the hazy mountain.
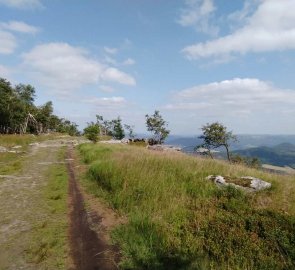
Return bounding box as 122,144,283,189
166,135,295,151
233,143,295,168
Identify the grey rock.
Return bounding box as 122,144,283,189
0,146,7,153
206,175,271,192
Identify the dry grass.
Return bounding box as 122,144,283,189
78,143,295,270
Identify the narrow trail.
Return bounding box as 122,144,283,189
67,147,119,270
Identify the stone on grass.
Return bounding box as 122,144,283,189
0,146,7,152
206,175,271,192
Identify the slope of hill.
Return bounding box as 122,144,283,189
77,143,295,270
234,143,295,168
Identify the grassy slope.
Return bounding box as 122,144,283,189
78,143,295,270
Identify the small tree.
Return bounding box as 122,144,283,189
112,117,125,140
145,110,170,144
196,122,237,161
84,123,100,143
124,124,135,139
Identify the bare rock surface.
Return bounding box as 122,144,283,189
0,146,7,152
206,175,271,191
147,144,181,152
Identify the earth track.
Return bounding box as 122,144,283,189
67,147,119,270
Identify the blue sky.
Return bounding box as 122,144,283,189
1,0,295,135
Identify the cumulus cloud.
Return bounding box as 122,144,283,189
122,58,136,66
83,96,127,108
0,30,16,54
104,46,118,55
177,0,218,35
166,78,295,111
101,67,135,86
0,21,40,34
164,78,295,133
183,0,295,59
22,42,136,92
0,0,42,8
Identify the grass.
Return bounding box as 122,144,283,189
26,148,68,269
78,143,295,270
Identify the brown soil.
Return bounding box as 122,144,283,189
67,147,120,270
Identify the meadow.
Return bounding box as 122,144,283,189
78,143,295,270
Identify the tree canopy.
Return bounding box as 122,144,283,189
196,122,237,161
145,110,170,144
0,77,79,135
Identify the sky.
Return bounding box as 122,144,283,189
1,0,295,135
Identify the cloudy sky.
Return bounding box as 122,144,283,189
1,0,295,135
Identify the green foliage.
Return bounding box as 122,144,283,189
83,123,100,143
145,110,170,144
112,117,125,140
197,122,237,161
78,144,295,270
231,154,261,169
0,77,79,136
124,124,135,139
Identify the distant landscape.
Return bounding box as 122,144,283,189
166,135,295,168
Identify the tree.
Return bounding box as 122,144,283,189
196,122,237,161
112,117,125,140
145,110,170,144
84,123,100,143
124,124,135,139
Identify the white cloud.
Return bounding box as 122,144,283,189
83,96,127,108
0,21,40,34
122,58,136,66
0,0,42,8
101,67,136,86
98,85,115,93
0,30,16,54
164,78,295,133
183,0,295,60
178,0,218,36
22,42,136,92
104,46,118,55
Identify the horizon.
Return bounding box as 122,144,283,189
1,0,295,134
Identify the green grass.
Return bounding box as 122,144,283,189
27,148,68,269
78,143,295,270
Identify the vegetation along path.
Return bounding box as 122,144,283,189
0,138,119,270
67,146,119,270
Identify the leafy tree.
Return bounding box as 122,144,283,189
124,124,135,139
196,122,237,161
84,123,100,143
145,110,170,144
112,117,125,140
0,77,79,136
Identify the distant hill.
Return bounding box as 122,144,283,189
234,143,295,168
166,135,295,151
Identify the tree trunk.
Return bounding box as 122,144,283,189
225,145,231,162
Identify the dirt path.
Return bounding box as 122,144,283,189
67,147,119,270
0,141,63,270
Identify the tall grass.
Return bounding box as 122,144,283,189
78,143,295,269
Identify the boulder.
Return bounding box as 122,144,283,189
147,144,181,152
206,175,271,191
0,146,7,153
12,145,22,149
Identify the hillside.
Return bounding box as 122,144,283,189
77,143,295,270
166,134,295,151
234,143,295,168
